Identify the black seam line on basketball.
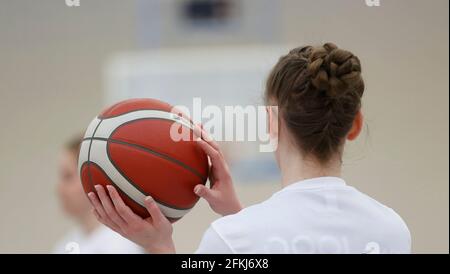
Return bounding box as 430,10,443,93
116,116,195,131
88,161,192,213
104,139,196,211
81,116,196,143
99,108,196,125
99,108,166,119
80,162,95,193
106,139,198,211
112,137,205,182
86,161,149,212
167,216,182,222
108,117,204,180
86,136,207,182
86,119,104,191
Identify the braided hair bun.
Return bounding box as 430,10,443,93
265,43,365,163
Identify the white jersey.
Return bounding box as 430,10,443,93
53,225,144,254
196,177,411,254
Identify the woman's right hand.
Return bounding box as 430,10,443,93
87,185,175,254
193,126,243,216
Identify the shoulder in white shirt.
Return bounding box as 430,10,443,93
196,177,411,254
53,225,145,254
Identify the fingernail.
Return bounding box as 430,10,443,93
145,196,154,203
87,192,94,198
194,186,201,195
106,185,113,192
94,185,101,190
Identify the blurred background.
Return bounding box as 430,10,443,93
0,0,448,253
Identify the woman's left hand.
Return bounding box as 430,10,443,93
87,184,175,254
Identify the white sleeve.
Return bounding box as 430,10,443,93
195,225,234,254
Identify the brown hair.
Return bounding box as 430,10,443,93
65,134,84,161
265,43,365,164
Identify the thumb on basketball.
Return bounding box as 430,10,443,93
194,184,216,202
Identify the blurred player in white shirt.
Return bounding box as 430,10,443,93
53,135,144,254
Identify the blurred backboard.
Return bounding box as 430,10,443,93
136,0,282,48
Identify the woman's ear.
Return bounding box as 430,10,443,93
267,106,279,139
347,110,363,141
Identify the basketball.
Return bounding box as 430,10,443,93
78,98,209,222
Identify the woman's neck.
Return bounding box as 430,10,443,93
278,146,342,188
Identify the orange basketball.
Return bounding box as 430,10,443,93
78,98,209,222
